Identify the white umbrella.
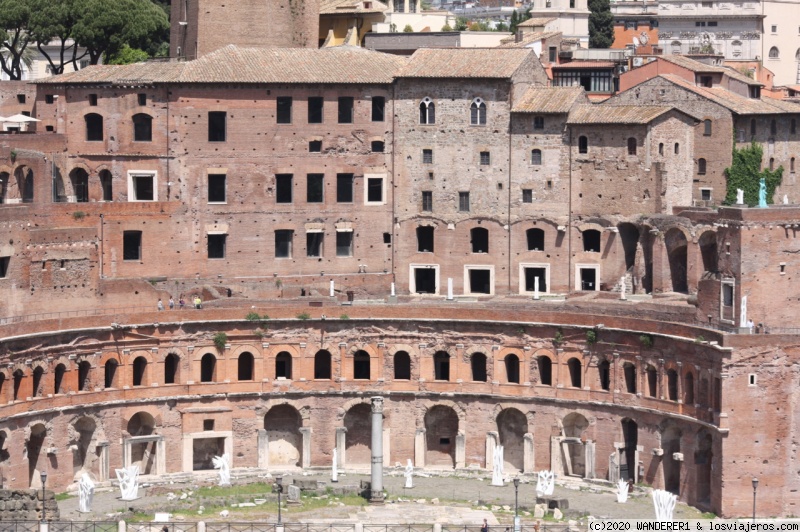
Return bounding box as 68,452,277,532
2,113,40,123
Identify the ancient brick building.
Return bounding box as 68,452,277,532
1,46,800,518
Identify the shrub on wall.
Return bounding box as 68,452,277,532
724,141,783,206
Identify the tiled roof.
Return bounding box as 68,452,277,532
398,48,534,78
320,0,389,14
552,61,616,69
657,55,762,86
517,17,556,27
38,45,407,85
661,74,800,115
498,31,561,48
513,86,585,113
567,104,673,124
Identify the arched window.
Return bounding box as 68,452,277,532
70,169,89,203
200,353,216,382
703,119,712,136
419,97,435,125
78,361,91,391
276,352,292,379
133,356,147,386
526,228,545,251
770,157,775,171
54,364,66,394
769,46,780,58
791,157,796,174
623,362,636,393
598,360,610,391
85,113,103,141
416,226,434,253
104,359,118,388
578,135,588,154
471,227,489,253
353,350,370,379
164,353,179,384
674,142,680,154
132,113,153,142
471,352,487,381
505,354,520,384
12,370,23,401
658,142,664,155
238,352,254,381
32,367,43,397
567,358,582,388
537,355,552,385
627,137,637,155
470,98,486,125
646,365,657,397
583,229,601,252
314,350,332,379
698,158,707,175
771,119,777,136
99,169,113,201
434,351,450,381
394,351,411,380
685,372,695,404
667,369,678,401
531,148,542,165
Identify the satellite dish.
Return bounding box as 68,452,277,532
633,36,640,47
639,31,649,44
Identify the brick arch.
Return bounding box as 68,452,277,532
266,344,301,358
230,343,263,359
123,407,162,436
338,397,371,421
260,398,312,426
387,343,417,357
420,399,465,430
453,217,505,230
192,347,220,362
126,350,156,365
347,343,379,357
410,215,449,227
30,359,48,372
68,161,92,175
158,346,188,362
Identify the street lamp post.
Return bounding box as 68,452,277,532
513,478,520,532
274,476,283,525
752,478,759,522
40,471,48,523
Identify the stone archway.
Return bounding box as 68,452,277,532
497,408,527,472
695,429,713,505
424,405,459,469
665,228,688,293
27,423,47,488
264,405,303,468
560,412,590,478
71,417,97,477
662,423,682,494
126,412,157,474
344,403,372,467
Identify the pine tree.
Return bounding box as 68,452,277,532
588,0,614,48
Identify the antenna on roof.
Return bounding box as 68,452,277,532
632,36,640,48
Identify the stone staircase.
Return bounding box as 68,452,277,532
611,271,633,294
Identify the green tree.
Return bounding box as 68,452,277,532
510,10,519,32
402,24,414,32
723,142,783,206
588,0,614,48
441,23,453,31
495,21,509,32
106,44,150,64
0,0,34,80
454,16,469,31
28,0,89,75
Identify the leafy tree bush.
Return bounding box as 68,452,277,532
723,142,783,206
589,0,614,48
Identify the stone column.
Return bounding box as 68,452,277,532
97,442,110,481
300,428,312,469
335,427,347,469
523,433,535,473
414,428,426,467
257,429,269,469
156,437,166,475
585,440,595,479
403,0,410,13
658,358,665,400
455,431,466,469
676,362,683,404
370,396,384,503
383,428,391,467
485,431,498,470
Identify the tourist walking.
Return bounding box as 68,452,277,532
157,298,164,311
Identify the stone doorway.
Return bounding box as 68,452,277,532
263,405,302,468
424,405,458,468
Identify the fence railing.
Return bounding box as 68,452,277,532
3,524,575,532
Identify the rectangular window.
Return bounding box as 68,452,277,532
423,149,433,164
371,140,385,152
458,191,470,212
208,174,226,203
307,174,324,203
522,189,533,203
422,191,433,212
208,234,226,259
17,94,26,104
309,140,322,152
695,21,706,26
367,177,383,203
88,94,97,106
45,94,54,104
138,93,147,106
480,151,490,165
308,97,324,124
549,46,557,63
337,173,354,202
275,230,293,258
276,174,293,203
131,174,155,201
276,96,293,124
708,21,718,26
307,232,323,257
338,97,354,124
123,231,142,261
701,188,712,201
208,111,226,142
336,231,353,257
372,96,385,122
700,76,712,87
771,24,777,32
0,256,9,278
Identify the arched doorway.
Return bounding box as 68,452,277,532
662,424,682,494
132,356,147,386
695,430,713,505
104,359,118,388
314,350,332,379
72,417,97,476
200,353,216,382
164,353,179,384
505,354,520,383
471,352,487,382
537,355,552,385
618,223,640,272
27,423,47,487
264,405,303,468
393,351,411,380
620,418,638,482
344,403,372,466
433,351,450,381
353,350,370,380
562,412,589,477
665,228,688,293
238,352,254,381
69,168,89,202
275,352,292,379
497,408,527,472
567,358,582,388
126,411,156,474
425,405,459,468
32,367,43,398
699,231,718,273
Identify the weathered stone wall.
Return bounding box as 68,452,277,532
0,489,59,521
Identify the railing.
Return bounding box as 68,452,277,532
50,523,119,532
0,523,40,532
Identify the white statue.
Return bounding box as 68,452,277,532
784,194,789,205
78,473,95,513
652,489,677,520
332,448,338,482
616,479,629,503
491,445,504,486
404,459,414,489
736,188,744,205
620,276,627,301
536,470,555,497
212,453,231,487
115,465,140,501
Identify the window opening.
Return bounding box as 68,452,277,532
422,190,433,211
85,113,103,141
367,177,383,203
307,174,324,203
276,96,292,124
337,174,354,202
336,231,353,257
308,97,323,124
338,97,354,124
208,234,226,259
208,111,226,142
583,229,601,252
309,140,322,152
527,228,545,250
459,191,470,212
276,174,293,203
306,232,323,257
531,149,542,165
471,227,489,253
417,226,434,252
275,230,293,258
470,98,486,125
522,189,533,203
123,231,142,261
419,97,435,124
208,174,226,203
372,96,385,122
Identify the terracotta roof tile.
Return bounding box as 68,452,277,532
320,0,389,14
517,17,556,27
661,74,800,115
657,55,762,86
567,104,673,124
513,86,585,113
398,48,534,78
498,31,561,48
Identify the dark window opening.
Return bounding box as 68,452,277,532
100,170,113,201
307,174,324,203
471,227,489,253
88,94,97,106
372,96,385,122
423,149,433,164
383,232,391,244
534,116,544,129
704,119,712,136
668,369,678,401
85,113,103,141
419,98,435,124
471,352,487,382
470,100,486,125
367,177,383,202
580,267,597,290
646,366,657,397
598,360,610,391
276,352,292,379
439,438,450,445
208,234,226,259
674,142,680,154
624,363,636,393
627,137,637,156
505,354,520,383
123,231,142,261
469,269,491,294
698,158,707,175
133,113,152,141
104,360,118,388
54,364,66,394
276,96,292,124
568,358,582,388
434,351,450,381
459,191,470,212
208,111,226,142
531,149,542,165
353,351,370,379
583,229,601,252
527,228,545,250
71,169,89,203
78,361,91,391
45,94,54,104
578,135,588,153
308,97,323,123
132,174,154,201
275,230,293,258
422,190,433,211
417,226,434,252
480,151,491,165
371,140,385,152
307,232,323,257
314,350,332,379
524,267,547,292
309,140,322,152
201,354,216,382
394,351,411,380
137,93,147,106
208,174,226,202
133,357,147,386
164,354,179,384
276,174,293,203
32,367,43,397
414,267,436,294
549,46,557,62
538,356,552,385
700,76,712,88
522,189,533,203
13,370,23,400
336,231,353,257
338,97,354,124
203,420,215,431
337,174,353,202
